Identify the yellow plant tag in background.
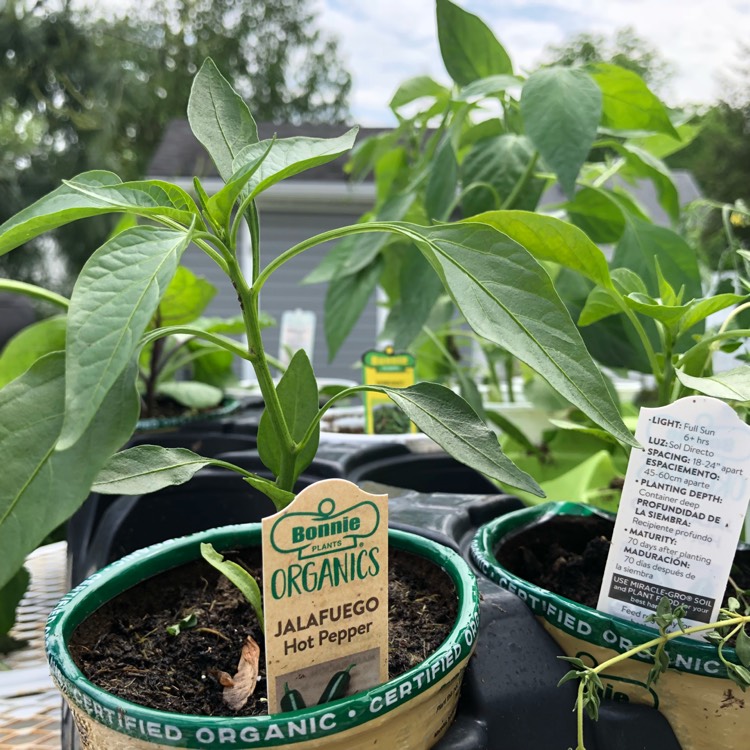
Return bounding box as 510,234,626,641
362,347,416,434
262,479,389,714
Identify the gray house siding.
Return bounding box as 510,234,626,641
149,121,382,382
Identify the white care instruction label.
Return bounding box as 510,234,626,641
597,396,750,634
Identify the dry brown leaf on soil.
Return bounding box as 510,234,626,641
222,635,261,710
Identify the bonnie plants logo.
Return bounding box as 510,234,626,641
270,498,380,559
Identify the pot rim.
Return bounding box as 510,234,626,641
46,524,479,744
471,501,742,670
136,395,243,433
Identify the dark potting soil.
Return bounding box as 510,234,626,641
69,548,457,717
140,395,218,421
495,514,750,610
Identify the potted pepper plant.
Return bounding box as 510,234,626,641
469,200,750,750
0,57,636,748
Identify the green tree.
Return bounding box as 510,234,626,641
667,42,750,267
543,27,674,93
0,0,351,291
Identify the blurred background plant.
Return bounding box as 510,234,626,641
303,0,750,510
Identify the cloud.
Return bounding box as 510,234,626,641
73,0,748,124
315,0,748,124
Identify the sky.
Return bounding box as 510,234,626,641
310,0,749,125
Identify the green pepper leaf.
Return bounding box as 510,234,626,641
232,129,358,200
325,255,383,361
381,251,445,351
461,135,545,215
521,66,602,197
602,141,680,223
371,382,540,494
436,0,513,85
187,58,258,182
425,139,458,221
401,221,635,447
206,137,275,228
200,543,264,630
0,353,139,590
158,267,216,326
456,75,523,101
591,63,679,138
614,218,701,300
62,177,203,229
675,366,750,402
92,445,215,495
59,225,193,449
390,76,450,109
735,627,750,668
257,350,320,484
564,187,626,244
468,210,613,289
578,288,622,327
156,381,224,410
0,566,29,638
0,316,67,389
624,294,687,328
678,294,747,338
0,171,189,256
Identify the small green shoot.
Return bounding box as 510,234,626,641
200,543,264,631
561,596,750,750
643,596,687,686
166,612,198,636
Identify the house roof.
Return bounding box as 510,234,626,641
148,119,702,227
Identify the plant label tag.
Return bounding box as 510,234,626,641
597,396,750,634
278,309,316,367
262,478,389,713
362,347,416,434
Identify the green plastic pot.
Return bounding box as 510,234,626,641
47,524,479,749
135,396,242,433
471,501,748,750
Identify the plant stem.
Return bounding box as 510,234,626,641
592,157,625,188
500,151,539,211
254,222,417,293
0,279,69,310
230,256,296,490
573,613,750,750
657,328,675,407
718,301,750,337
140,326,253,362
612,294,661,388
299,385,374,449
576,680,586,750
145,310,163,417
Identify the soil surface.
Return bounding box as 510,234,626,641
140,395,225,421
495,514,750,612
69,548,457,716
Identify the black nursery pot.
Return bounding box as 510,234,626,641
68,448,343,586
470,502,750,750
346,450,499,495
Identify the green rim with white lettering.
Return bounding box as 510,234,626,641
471,501,741,680
46,524,479,748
